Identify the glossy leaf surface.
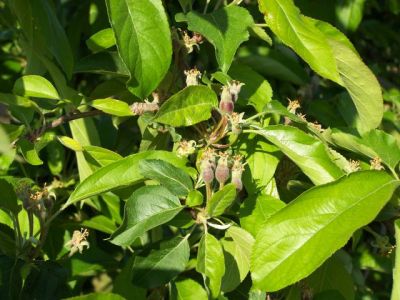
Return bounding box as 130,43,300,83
90,98,133,117
106,0,172,98
221,226,254,292
186,6,253,72
252,125,344,185
171,278,208,300
251,171,399,291
206,184,236,217
13,75,59,100
66,151,187,207
196,233,225,298
154,86,218,127
258,0,339,82
111,186,183,246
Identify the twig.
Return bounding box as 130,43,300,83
14,110,104,145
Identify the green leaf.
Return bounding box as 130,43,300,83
206,184,236,217
0,179,20,216
139,159,193,197
335,0,366,32
258,0,340,83
13,75,59,100
308,255,354,300
82,215,117,235
83,146,122,167
240,195,285,237
185,6,254,73
65,150,187,207
221,227,254,292
251,171,399,291
74,52,129,76
154,86,218,127
171,278,208,300
314,19,383,133
251,125,344,185
64,293,125,300
237,134,281,194
110,186,183,246
90,98,133,117
11,0,74,78
58,136,83,152
131,237,190,288
392,219,400,300
361,129,400,170
228,64,272,112
196,233,225,298
238,47,309,85
86,28,116,53
186,190,204,207
18,139,43,165
105,0,172,98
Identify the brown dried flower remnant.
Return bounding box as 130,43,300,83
130,96,159,116
370,157,384,170
348,159,361,173
227,80,244,103
184,68,201,86
309,121,325,133
176,140,196,157
229,112,245,135
231,155,245,191
182,31,203,53
66,228,90,257
287,99,301,113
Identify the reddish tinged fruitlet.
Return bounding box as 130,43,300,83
215,152,230,187
231,155,244,191
219,85,234,114
200,148,216,184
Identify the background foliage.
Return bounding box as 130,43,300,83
0,0,400,299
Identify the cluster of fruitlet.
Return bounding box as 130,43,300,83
200,149,244,192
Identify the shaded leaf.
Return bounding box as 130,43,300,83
132,237,190,288
74,52,129,76
221,227,254,292
185,6,254,72
392,219,400,300
0,178,20,215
